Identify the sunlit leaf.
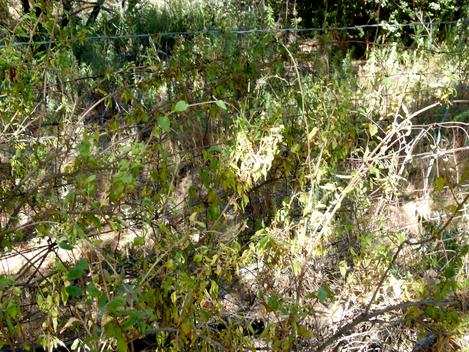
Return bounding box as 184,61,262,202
209,280,219,297
292,261,302,276
339,260,348,277
215,100,227,110
174,100,189,112
70,339,80,351
368,123,378,137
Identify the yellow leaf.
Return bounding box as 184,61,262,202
368,123,378,137
307,127,319,141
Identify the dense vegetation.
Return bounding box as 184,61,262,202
0,1,468,351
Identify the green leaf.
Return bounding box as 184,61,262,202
207,145,223,154
207,189,218,203
6,316,14,334
174,100,189,112
259,235,274,250
317,286,331,303
0,275,15,289
120,173,134,185
55,260,67,273
106,322,127,352
106,297,126,314
158,115,171,132
434,177,446,192
171,291,177,304
85,214,101,228
78,141,91,158
266,294,280,311
116,334,127,352
208,205,220,220
215,100,227,110
132,236,145,247
65,286,83,297
71,223,85,237
109,179,125,202
58,241,74,250
67,259,89,281
443,266,456,278
6,302,19,318
86,284,100,297
209,280,219,297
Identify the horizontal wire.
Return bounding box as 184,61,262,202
0,19,467,49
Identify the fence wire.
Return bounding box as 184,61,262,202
0,19,467,49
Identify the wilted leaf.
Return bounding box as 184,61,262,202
60,317,81,334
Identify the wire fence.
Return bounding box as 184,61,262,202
0,18,467,49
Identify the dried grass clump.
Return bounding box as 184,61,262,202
357,44,464,118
